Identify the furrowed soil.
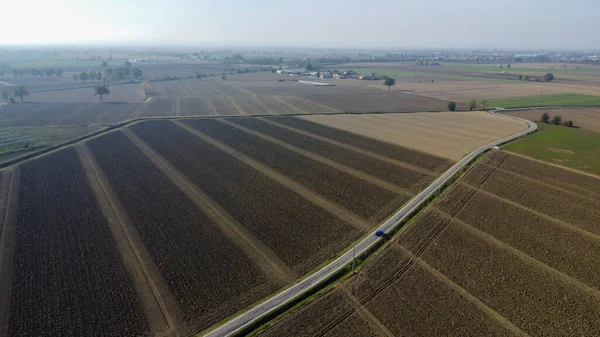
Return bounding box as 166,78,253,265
7,148,150,336
257,151,600,337
86,131,279,334
181,118,400,221
228,117,433,191
131,120,361,274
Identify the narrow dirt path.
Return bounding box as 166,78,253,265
50,103,93,126
0,169,19,337
131,101,150,119
292,95,342,113
436,209,600,300
121,128,295,284
172,120,372,232
339,286,393,337
395,244,531,337
227,96,246,115
271,95,307,114
261,118,435,176
220,119,412,196
204,97,218,115
89,103,122,126
76,144,180,337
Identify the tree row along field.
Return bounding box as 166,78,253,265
0,115,451,336
258,151,600,337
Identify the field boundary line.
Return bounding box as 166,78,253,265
435,209,600,301
459,182,600,243
175,97,181,117
202,82,227,96
220,119,412,196
483,163,600,206
76,144,181,337
260,117,436,176
394,243,531,337
49,102,93,126
204,97,218,115
89,103,122,126
251,96,277,115
271,95,307,114
131,101,150,119
291,95,342,113
121,127,295,284
0,169,19,337
338,286,394,337
227,96,246,115
172,120,372,232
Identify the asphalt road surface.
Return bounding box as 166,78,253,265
204,112,537,337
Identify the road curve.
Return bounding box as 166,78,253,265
203,112,537,337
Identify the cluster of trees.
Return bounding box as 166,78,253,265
543,73,554,82
1,69,64,78
72,63,143,84
518,75,531,81
540,112,573,127
467,98,488,111
2,85,29,103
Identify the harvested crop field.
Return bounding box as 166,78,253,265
504,108,600,133
300,111,528,161
0,110,532,335
259,151,600,337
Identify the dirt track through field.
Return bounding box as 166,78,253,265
49,103,93,126
339,286,394,337
76,144,180,337
220,119,412,196
227,96,246,115
0,169,19,337
394,244,530,337
204,97,218,115
90,103,122,125
172,120,371,231
271,96,307,114
262,118,434,175
121,128,295,283
251,96,277,114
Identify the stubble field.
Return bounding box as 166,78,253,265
258,151,600,337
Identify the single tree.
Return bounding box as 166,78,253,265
507,64,511,68
540,112,550,123
383,78,396,90
447,101,457,111
101,61,108,67
88,70,97,82
12,85,29,103
563,120,574,127
222,75,226,80
56,69,63,77
551,115,562,125
518,75,523,81
305,63,314,71
12,70,17,78
468,99,477,111
45,69,55,77
93,85,110,102
544,73,554,82
316,71,321,79
480,98,488,110
73,74,79,81
141,82,151,98
96,72,102,81
524,75,530,81
79,72,88,82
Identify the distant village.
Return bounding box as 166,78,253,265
276,69,384,81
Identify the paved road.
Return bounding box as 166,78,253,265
204,112,537,337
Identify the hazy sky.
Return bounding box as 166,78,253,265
2,0,599,49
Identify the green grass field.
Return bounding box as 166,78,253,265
444,63,600,74
489,93,600,108
504,123,600,175
352,68,511,83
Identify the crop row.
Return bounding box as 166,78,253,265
9,148,149,336
269,116,453,173
422,221,600,336
87,131,277,332
474,169,600,235
228,117,431,191
131,120,361,274
450,190,600,290
182,119,400,221
490,151,600,200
